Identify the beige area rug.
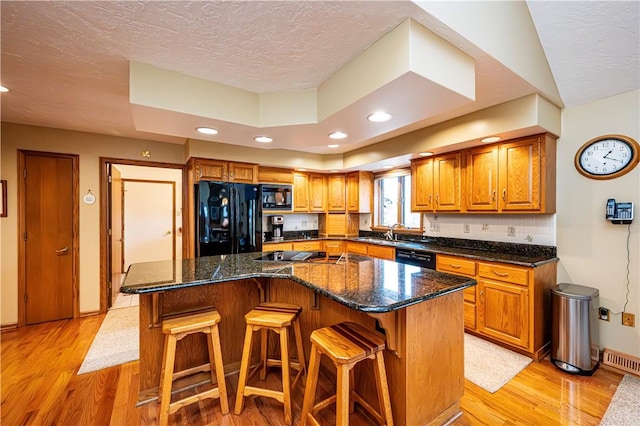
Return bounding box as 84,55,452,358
600,374,640,426
77,306,139,374
464,333,532,393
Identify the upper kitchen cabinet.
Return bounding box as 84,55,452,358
499,134,556,213
465,145,499,211
327,174,346,212
433,152,462,211
257,166,293,184
411,157,434,211
308,173,327,212
346,171,373,213
293,171,310,212
190,158,258,183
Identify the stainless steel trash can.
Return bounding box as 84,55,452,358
551,283,600,375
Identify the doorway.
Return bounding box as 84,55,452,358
18,151,79,326
100,159,186,312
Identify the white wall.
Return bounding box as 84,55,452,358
557,90,639,357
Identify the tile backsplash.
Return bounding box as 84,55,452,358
262,213,318,232
360,213,556,246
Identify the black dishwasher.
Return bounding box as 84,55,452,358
395,248,436,269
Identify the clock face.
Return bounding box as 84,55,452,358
575,135,639,179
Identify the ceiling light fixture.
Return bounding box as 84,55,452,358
418,151,434,157
297,168,308,172
481,136,501,143
382,165,393,169
367,111,392,122
329,131,347,140
254,136,273,143
196,127,218,135
0,85,9,93
328,144,339,148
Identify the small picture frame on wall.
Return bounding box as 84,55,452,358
1,180,7,217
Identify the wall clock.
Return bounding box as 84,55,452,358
574,134,639,179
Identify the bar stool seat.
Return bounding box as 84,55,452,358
234,302,307,425
158,309,229,426
301,321,394,426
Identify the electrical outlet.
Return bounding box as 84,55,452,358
599,307,610,321
463,224,470,233
429,223,440,232
301,220,307,226
622,312,635,327
508,226,516,237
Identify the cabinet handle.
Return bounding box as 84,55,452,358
480,290,484,296
492,190,496,201
449,264,461,269
502,189,506,201
435,194,439,204
429,194,432,204
56,246,70,255
493,271,509,277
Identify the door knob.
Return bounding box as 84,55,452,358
162,230,172,236
56,246,70,255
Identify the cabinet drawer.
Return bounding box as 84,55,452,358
293,241,322,252
367,245,395,260
263,242,293,252
464,301,476,330
437,255,476,277
464,286,476,303
346,242,368,255
478,263,529,286
324,240,344,256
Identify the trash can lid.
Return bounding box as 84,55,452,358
551,283,599,300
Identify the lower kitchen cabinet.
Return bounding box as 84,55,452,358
323,240,344,256
262,242,293,252
346,241,395,260
293,240,322,252
437,254,556,360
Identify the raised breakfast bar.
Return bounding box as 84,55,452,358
122,252,476,425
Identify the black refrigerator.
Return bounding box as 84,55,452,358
195,181,262,256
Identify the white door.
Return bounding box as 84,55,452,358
123,180,175,269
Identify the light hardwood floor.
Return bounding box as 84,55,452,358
1,314,623,425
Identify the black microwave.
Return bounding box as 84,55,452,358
261,184,293,211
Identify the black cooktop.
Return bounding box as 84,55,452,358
254,251,327,262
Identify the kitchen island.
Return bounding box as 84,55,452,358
122,252,476,425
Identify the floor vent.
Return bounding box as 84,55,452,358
603,349,640,376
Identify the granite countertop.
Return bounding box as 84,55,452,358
265,235,558,267
121,252,475,313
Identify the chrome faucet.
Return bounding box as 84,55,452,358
389,223,404,240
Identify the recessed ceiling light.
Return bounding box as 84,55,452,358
329,131,347,140
196,127,218,135
367,111,392,122
481,136,501,143
418,152,434,157
0,85,9,93
328,144,339,148
382,165,393,169
254,136,273,143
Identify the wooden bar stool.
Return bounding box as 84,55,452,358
158,309,229,426
234,302,307,425
301,321,394,426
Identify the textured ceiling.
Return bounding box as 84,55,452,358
1,1,638,164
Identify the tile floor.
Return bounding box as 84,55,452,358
111,293,139,309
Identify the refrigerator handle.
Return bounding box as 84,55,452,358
233,186,240,254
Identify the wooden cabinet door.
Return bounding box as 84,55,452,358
257,166,292,184
366,244,395,260
466,145,499,211
499,136,541,211
263,242,293,252
229,162,258,183
433,152,461,211
346,172,359,212
327,174,346,211
477,279,529,349
411,158,434,211
346,241,368,255
323,240,344,256
308,173,326,212
194,158,227,182
293,172,309,212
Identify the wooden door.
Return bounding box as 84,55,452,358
477,279,529,349
466,145,499,211
229,162,258,183
193,158,227,182
308,173,326,212
433,152,461,211
21,152,78,325
327,174,346,211
110,166,124,306
499,136,541,211
293,172,309,212
123,180,175,269
346,172,359,212
411,158,434,211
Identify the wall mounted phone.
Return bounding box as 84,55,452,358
606,199,634,224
